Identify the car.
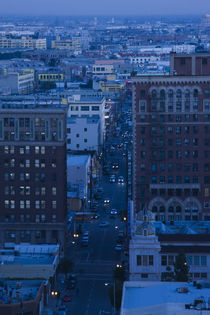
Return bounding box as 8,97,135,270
118,176,124,183
104,198,110,205
111,162,119,169
110,209,118,218
91,214,100,220
115,244,123,251
81,239,89,246
66,280,76,290
57,305,67,315
62,295,72,302
99,221,109,227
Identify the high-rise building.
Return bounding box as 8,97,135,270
132,75,210,221
0,104,67,249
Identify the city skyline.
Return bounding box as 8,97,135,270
0,0,210,16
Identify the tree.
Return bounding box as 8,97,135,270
161,266,174,282
58,258,73,279
174,253,189,282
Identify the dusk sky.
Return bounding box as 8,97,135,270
0,0,210,16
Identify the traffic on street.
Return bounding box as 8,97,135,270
50,94,132,315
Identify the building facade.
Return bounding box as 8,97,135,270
132,75,210,221
170,52,210,76
0,36,46,50
129,213,210,282
0,106,67,248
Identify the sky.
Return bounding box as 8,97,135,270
0,0,210,16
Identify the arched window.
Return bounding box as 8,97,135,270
152,206,158,213
168,89,173,98
176,89,182,98
185,89,190,98
168,206,174,212
160,89,165,99
159,205,165,212
151,90,157,98
176,205,182,212
193,89,198,98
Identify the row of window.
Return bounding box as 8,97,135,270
138,114,203,122
161,255,207,266
70,106,100,111
3,159,57,168
4,200,57,209
67,127,87,134
150,188,201,197
144,175,210,184
151,205,199,213
148,115,207,123
4,118,59,128
140,150,210,159
4,186,56,196
3,146,48,154
141,138,202,146
4,214,57,223
136,255,154,266
5,229,58,240
4,173,57,181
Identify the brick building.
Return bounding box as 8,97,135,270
132,75,210,221
170,52,210,76
0,105,67,248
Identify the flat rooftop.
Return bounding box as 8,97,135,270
0,279,42,304
67,154,90,166
123,281,210,311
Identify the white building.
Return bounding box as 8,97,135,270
67,116,101,152
67,95,106,147
129,211,210,282
0,71,34,94
67,154,91,201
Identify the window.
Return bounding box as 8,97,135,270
141,273,148,279
137,255,141,266
187,256,192,266
35,200,40,209
194,256,199,266
81,106,89,111
92,106,99,111
161,255,167,266
149,255,153,266
201,256,207,266
168,255,174,265
52,200,57,209
35,159,39,168
168,176,173,183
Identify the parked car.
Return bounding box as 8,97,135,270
62,295,72,302
99,221,109,227
118,176,124,183
91,214,100,220
81,239,89,247
57,305,67,315
115,244,123,251
110,209,118,218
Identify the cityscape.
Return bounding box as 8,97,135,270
0,1,210,314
